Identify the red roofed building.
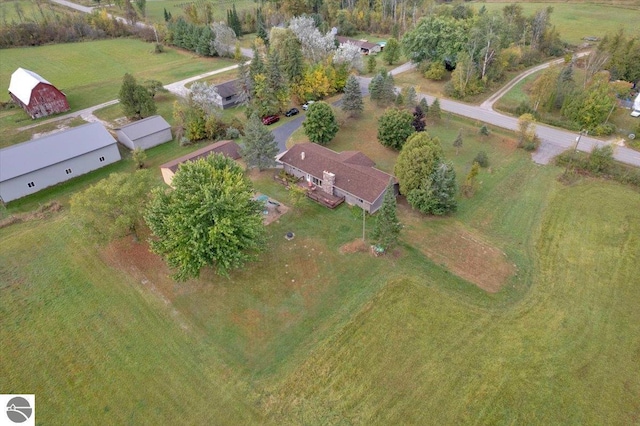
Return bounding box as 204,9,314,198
8,68,70,119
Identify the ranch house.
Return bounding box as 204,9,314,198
336,36,382,55
0,123,121,203
276,143,397,213
213,79,243,109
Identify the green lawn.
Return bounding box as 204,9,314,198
117,0,257,25
1,94,639,423
0,39,236,108
470,1,640,45
0,0,72,24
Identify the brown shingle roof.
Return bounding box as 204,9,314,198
279,143,395,203
336,36,379,51
215,79,240,98
160,140,241,173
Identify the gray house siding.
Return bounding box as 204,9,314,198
116,128,172,150
0,145,120,203
283,164,383,213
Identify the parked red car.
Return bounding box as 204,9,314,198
262,115,280,125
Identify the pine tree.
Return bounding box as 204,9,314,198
242,113,279,170
231,4,242,36
119,73,157,119
453,129,463,155
163,7,171,22
412,105,426,132
380,72,396,106
367,54,377,74
404,86,417,109
256,8,268,44
282,36,304,83
461,161,480,197
368,73,384,102
407,161,458,215
419,97,429,113
371,179,401,251
342,75,364,117
428,98,441,121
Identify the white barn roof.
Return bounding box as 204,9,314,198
116,115,171,141
8,67,53,105
0,122,117,182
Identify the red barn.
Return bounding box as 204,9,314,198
8,68,70,119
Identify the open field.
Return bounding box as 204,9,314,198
470,2,640,45
0,0,74,24
111,0,257,25
2,94,640,423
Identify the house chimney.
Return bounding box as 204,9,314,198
322,170,335,195
301,152,305,160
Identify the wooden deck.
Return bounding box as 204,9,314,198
305,185,344,209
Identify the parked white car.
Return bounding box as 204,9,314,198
302,101,315,111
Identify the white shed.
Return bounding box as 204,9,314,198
0,123,121,203
115,115,172,150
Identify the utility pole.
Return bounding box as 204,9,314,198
565,129,587,176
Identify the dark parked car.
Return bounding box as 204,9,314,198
261,115,280,125
285,108,299,117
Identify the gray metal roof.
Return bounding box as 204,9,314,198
116,115,171,141
0,122,117,182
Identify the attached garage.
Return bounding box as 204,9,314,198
115,115,173,150
8,67,70,119
0,123,121,203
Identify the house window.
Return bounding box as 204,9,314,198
312,176,322,186
65,168,73,174
225,96,233,101
99,156,105,162
27,182,35,188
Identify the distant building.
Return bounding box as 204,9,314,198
276,142,397,213
336,36,382,55
0,123,121,203
115,115,172,150
8,67,70,119
160,140,241,186
213,79,242,109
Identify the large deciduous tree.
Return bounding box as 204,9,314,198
119,73,157,119
371,179,401,251
401,15,469,65
394,132,444,196
71,170,159,240
406,161,458,216
383,37,400,65
242,113,278,170
377,108,415,150
145,154,266,281
303,101,339,145
341,75,364,117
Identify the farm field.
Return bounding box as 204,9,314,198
0,39,236,145
119,0,257,25
470,1,640,45
2,94,639,423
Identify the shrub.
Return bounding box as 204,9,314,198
586,145,614,174
479,125,490,136
424,62,446,80
474,151,489,168
515,101,536,117
225,127,241,139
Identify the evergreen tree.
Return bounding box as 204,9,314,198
231,4,242,36
371,179,402,251
380,71,396,106
341,75,364,117
404,86,417,109
367,54,377,73
412,105,426,132
249,45,265,83
419,97,429,113
256,7,268,44
368,73,384,102
195,26,214,56
407,161,458,215
242,113,278,170
461,161,480,197
266,49,289,113
453,129,463,155
479,124,490,136
235,61,252,106
281,35,304,83
428,98,441,121
303,102,339,145
163,7,171,22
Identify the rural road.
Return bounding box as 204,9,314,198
35,3,640,166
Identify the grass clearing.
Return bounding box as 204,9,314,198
265,181,640,424
469,2,640,45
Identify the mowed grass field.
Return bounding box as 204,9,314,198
0,39,236,108
470,1,640,45
1,96,640,423
126,0,256,25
